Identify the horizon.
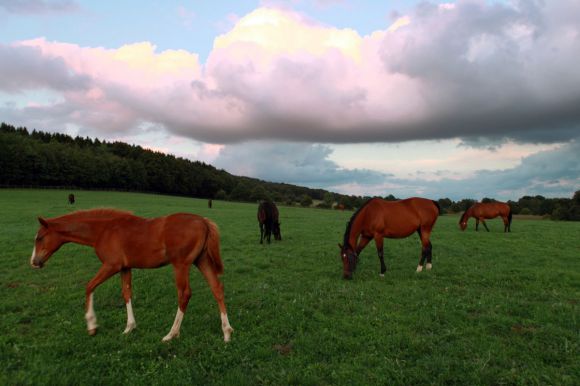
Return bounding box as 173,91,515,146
1,0,579,201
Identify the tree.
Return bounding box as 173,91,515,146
300,194,313,207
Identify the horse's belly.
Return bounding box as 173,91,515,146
123,245,169,268
381,220,418,238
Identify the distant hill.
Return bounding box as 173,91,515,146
1,122,578,219
0,122,348,207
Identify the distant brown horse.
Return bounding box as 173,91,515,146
68,193,75,205
339,197,440,279
459,202,512,232
257,201,281,244
29,209,233,342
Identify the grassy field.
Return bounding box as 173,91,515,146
1,189,578,385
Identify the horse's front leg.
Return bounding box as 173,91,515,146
85,264,120,336
163,263,192,342
373,236,386,277
121,268,136,334
259,223,264,244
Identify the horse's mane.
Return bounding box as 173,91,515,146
342,197,379,249
56,208,135,221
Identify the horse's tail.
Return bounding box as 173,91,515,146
508,207,513,226
431,200,441,215
203,219,224,275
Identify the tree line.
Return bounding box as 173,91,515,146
1,122,578,220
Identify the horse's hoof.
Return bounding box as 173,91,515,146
162,333,179,342
223,327,234,342
379,273,385,278
88,328,97,336
123,323,136,334
416,265,423,273
426,263,432,271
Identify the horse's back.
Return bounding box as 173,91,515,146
258,201,277,223
163,213,209,247
363,197,437,237
108,213,210,267
474,202,510,218
382,197,438,221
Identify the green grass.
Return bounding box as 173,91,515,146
1,189,578,385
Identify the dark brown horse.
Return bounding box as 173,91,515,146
68,193,75,205
339,197,440,279
29,209,233,342
459,202,512,232
257,201,281,244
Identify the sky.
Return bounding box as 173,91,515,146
1,0,579,200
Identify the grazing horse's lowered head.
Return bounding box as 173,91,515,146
30,217,66,269
338,243,358,280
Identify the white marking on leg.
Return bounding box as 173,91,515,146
123,299,136,334
30,233,38,266
416,264,423,273
85,293,98,333
162,308,184,342
426,263,432,270
30,246,36,266
221,312,233,342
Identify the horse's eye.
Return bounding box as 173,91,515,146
36,236,43,242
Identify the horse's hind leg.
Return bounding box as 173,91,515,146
197,255,233,342
121,268,136,334
163,263,192,342
416,229,433,272
481,219,490,232
85,264,120,335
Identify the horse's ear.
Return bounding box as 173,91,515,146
38,217,49,228
338,243,343,249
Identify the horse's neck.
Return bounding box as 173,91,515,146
464,207,474,219
54,218,111,247
347,213,364,249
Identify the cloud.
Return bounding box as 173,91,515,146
1,2,579,145
0,0,79,14
0,44,90,92
384,140,580,200
211,139,579,200
213,142,390,187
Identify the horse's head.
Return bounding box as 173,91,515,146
273,221,282,241
30,217,64,269
459,214,468,231
338,243,358,280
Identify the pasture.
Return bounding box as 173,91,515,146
1,189,578,385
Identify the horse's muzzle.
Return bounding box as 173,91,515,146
31,258,44,269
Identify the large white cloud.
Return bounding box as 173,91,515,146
1,1,579,144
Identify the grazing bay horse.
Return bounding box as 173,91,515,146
459,202,512,232
257,201,281,244
29,209,233,342
338,197,440,279
68,193,75,205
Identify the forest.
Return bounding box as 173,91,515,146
1,122,578,220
